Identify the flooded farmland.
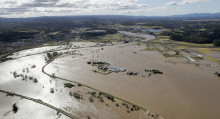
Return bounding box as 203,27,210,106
0,40,162,119
0,32,220,119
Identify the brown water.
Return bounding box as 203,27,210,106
0,43,152,119
45,42,220,119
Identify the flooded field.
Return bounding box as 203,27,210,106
45,42,220,119
119,31,155,40
0,40,160,119
0,31,220,119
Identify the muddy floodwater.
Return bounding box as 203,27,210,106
1,42,157,119
45,42,220,119
1,38,220,119
119,31,155,40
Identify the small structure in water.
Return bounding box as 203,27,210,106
123,41,129,43
145,69,163,74
50,88,54,93
109,67,126,72
185,56,196,62
127,71,138,75
215,72,220,77
87,60,110,66
98,65,109,71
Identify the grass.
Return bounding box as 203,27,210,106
150,40,161,43
139,43,146,46
154,33,161,35
146,38,185,58
157,35,170,39
210,48,220,53
205,57,218,63
176,46,186,49
160,39,169,41
197,48,212,54
145,47,161,52
175,41,213,47
139,25,158,29
45,41,60,46
87,33,126,42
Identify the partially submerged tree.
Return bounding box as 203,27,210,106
47,53,53,60
12,103,18,113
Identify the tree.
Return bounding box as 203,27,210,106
52,73,55,77
47,53,53,60
214,39,220,47
52,52,58,57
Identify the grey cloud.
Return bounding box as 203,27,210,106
180,0,208,5
0,8,29,15
22,2,56,8
21,0,60,8
165,0,209,6
0,0,149,17
4,1,17,4
34,0,60,3
165,2,177,6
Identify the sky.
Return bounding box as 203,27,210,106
0,0,219,18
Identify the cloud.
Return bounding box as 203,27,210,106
34,0,59,2
165,1,177,6
0,0,149,17
0,8,28,15
165,0,209,6
146,6,169,12
179,0,209,5
0,0,212,17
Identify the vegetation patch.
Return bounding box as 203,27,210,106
64,83,74,88
116,103,119,107
160,39,169,41
145,47,161,52
77,84,82,87
175,46,186,49
197,48,212,54
91,91,96,97
139,43,146,46
205,57,218,63
99,92,115,102
72,92,82,99
89,97,94,102
175,41,213,47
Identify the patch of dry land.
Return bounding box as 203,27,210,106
0,33,220,119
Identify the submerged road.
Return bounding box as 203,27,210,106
0,90,77,119
0,36,162,119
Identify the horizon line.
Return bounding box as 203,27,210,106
0,12,220,19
